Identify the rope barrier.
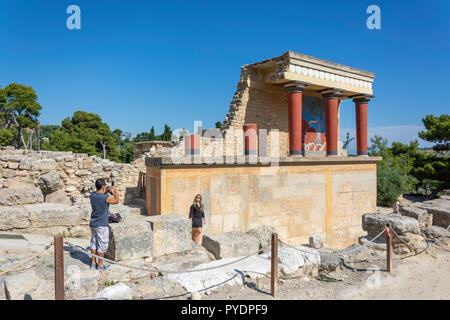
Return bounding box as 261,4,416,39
65,241,264,274
0,242,53,276
278,228,387,257
390,228,431,252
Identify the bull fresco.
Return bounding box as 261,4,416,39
302,95,326,151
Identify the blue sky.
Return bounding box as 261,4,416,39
1,0,449,153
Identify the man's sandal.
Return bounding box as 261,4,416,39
97,265,110,271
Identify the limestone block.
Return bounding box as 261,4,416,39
25,203,82,227
109,203,131,221
0,206,31,230
222,213,239,232
5,175,34,188
4,270,51,300
106,218,153,261
247,225,276,253
0,187,44,206
261,245,320,275
18,159,31,170
96,283,132,300
152,247,213,272
426,207,450,229
45,189,72,205
65,185,77,192
362,213,420,236
399,206,432,228
422,225,450,240
26,226,70,236
77,203,92,222
1,154,23,163
65,270,101,300
31,159,56,171
8,162,19,169
168,255,270,293
37,170,61,194
2,168,17,178
146,214,191,257
68,225,90,237
309,234,323,249
392,233,427,252
202,231,260,259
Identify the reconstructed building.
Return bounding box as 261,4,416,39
145,51,381,248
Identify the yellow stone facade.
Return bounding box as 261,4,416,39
146,159,378,249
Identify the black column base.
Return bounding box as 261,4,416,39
357,151,368,155
245,150,257,155
326,150,338,156
289,150,305,156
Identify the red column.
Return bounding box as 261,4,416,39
353,97,371,156
184,134,200,155
323,91,342,156
243,124,257,155
285,82,308,156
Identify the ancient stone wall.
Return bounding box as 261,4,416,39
0,146,145,205
0,146,148,235
148,161,378,248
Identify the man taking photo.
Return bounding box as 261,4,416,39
89,178,119,271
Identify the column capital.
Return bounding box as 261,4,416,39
351,94,375,103
319,87,345,99
284,81,310,93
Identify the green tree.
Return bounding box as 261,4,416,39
158,124,173,141
149,126,155,141
215,121,222,129
42,111,119,161
119,143,134,163
377,163,409,206
0,129,14,146
112,128,134,163
419,114,449,152
369,135,414,205
0,83,42,149
368,134,388,156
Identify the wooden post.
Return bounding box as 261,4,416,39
386,224,392,272
54,235,64,300
271,233,278,298
4,282,10,300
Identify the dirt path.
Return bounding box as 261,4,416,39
338,247,450,299
201,246,450,300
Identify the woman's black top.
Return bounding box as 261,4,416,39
189,204,204,228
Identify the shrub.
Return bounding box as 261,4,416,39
376,163,409,206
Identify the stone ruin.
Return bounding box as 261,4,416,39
0,146,147,236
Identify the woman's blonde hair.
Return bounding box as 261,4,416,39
193,194,204,211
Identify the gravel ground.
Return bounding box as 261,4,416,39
195,245,450,300
1,234,449,300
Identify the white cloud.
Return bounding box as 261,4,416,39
340,125,434,154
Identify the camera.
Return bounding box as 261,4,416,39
105,180,115,195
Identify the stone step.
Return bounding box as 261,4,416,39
126,204,147,216
0,187,44,206
132,198,148,215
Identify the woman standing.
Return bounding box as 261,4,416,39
189,194,205,244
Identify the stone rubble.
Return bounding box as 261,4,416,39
0,147,148,235
202,231,261,259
